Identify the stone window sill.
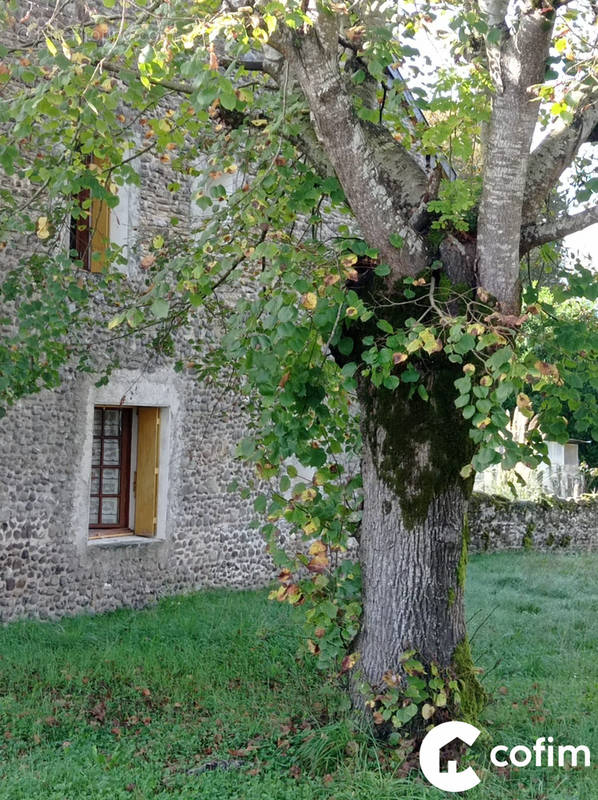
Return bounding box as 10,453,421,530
87,535,165,549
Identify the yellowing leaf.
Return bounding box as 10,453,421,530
421,703,436,720
340,653,358,672
307,553,329,573
251,118,268,127
92,23,109,41
45,37,57,56
435,691,447,708
340,254,358,268
420,329,443,354
467,323,485,337
36,216,50,239
308,540,326,556
555,37,567,52
516,392,534,418
302,521,319,536
301,292,317,311
535,360,560,381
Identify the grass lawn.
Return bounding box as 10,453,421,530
0,550,597,799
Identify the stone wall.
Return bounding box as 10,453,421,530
0,363,284,622
468,492,598,553
0,25,279,621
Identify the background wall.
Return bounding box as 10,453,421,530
468,492,598,553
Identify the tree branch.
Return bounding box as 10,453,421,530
267,8,429,280
476,7,555,312
522,93,598,223
520,204,598,253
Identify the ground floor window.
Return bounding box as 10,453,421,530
88,406,161,539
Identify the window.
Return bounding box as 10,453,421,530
69,157,111,272
88,406,161,539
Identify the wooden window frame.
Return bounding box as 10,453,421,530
89,407,132,532
88,405,161,540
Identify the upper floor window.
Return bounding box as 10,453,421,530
69,156,111,272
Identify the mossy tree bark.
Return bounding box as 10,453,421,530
353,359,476,708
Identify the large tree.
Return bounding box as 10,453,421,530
1,0,597,730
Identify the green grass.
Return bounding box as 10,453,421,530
0,551,597,799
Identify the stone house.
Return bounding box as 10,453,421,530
0,91,271,623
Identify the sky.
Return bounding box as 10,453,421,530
399,5,597,269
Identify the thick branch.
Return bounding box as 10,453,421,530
520,204,598,253
523,95,598,223
268,10,428,279
476,8,555,312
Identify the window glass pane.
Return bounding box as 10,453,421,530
89,406,132,533
103,439,120,465
89,497,99,525
101,498,118,525
92,438,102,465
104,409,121,436
102,468,120,496
90,468,100,495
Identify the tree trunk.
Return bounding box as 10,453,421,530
353,359,482,718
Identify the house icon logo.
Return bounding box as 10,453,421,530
419,721,481,792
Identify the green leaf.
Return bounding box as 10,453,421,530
486,347,513,371
453,333,475,355
254,494,267,513
151,299,169,319
454,376,471,394
377,319,393,334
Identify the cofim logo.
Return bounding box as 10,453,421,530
419,721,591,793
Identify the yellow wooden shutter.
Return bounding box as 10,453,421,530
134,407,160,536
90,196,110,273
90,157,110,273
